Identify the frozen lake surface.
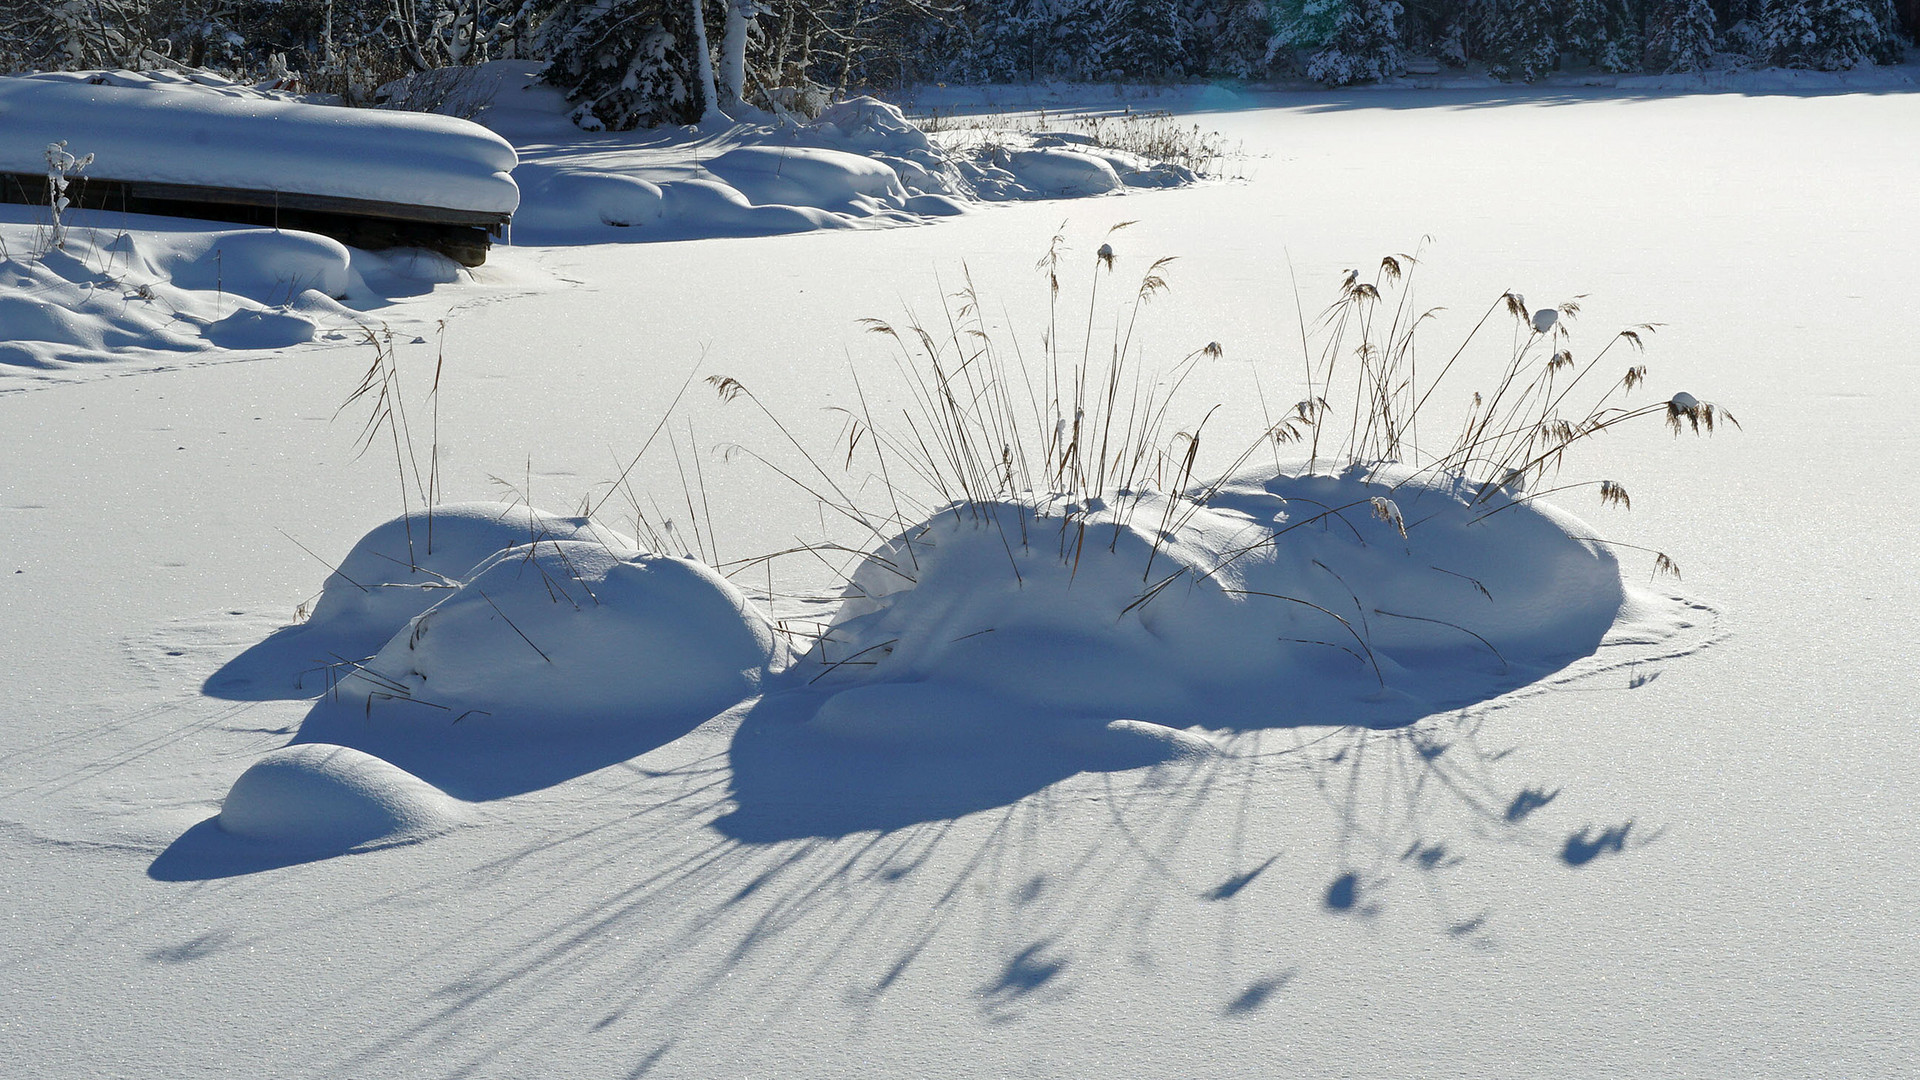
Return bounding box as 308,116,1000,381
2,83,1916,1077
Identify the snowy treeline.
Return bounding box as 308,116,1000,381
0,0,1909,123
928,0,1910,83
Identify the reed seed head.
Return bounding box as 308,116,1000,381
1370,497,1407,538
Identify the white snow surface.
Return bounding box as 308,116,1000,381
4,81,1919,1079
0,76,519,213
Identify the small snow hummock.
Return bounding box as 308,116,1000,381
303,501,636,657
275,501,785,739
217,743,461,850
349,538,784,727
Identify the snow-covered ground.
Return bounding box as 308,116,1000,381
3,81,1917,1078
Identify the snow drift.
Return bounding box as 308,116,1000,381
408,63,1204,242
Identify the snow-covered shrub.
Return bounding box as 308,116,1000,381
41,140,93,252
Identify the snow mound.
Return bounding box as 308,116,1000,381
350,540,784,727
305,502,636,653
217,743,460,849
809,461,1625,731
529,170,667,227
1002,149,1124,196
704,145,911,211
18,67,321,102
158,228,353,298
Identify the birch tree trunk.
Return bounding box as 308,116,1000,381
689,0,725,121
718,0,753,111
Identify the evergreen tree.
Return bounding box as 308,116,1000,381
963,1,1027,80
1564,0,1644,72
1394,0,1460,63
1644,0,1718,71
535,0,707,129
1306,0,1404,83
1183,0,1275,77
1091,0,1190,78
1481,0,1557,80
1270,0,1344,55
1765,0,1906,68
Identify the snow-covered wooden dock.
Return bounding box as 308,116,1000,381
0,75,518,265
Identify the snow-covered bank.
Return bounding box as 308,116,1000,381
0,62,1212,384
0,207,473,381
424,62,1205,243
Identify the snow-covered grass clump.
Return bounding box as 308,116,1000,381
811,462,1624,731
303,501,636,658
214,499,787,802
345,537,784,728
230,499,784,725
708,241,1733,802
